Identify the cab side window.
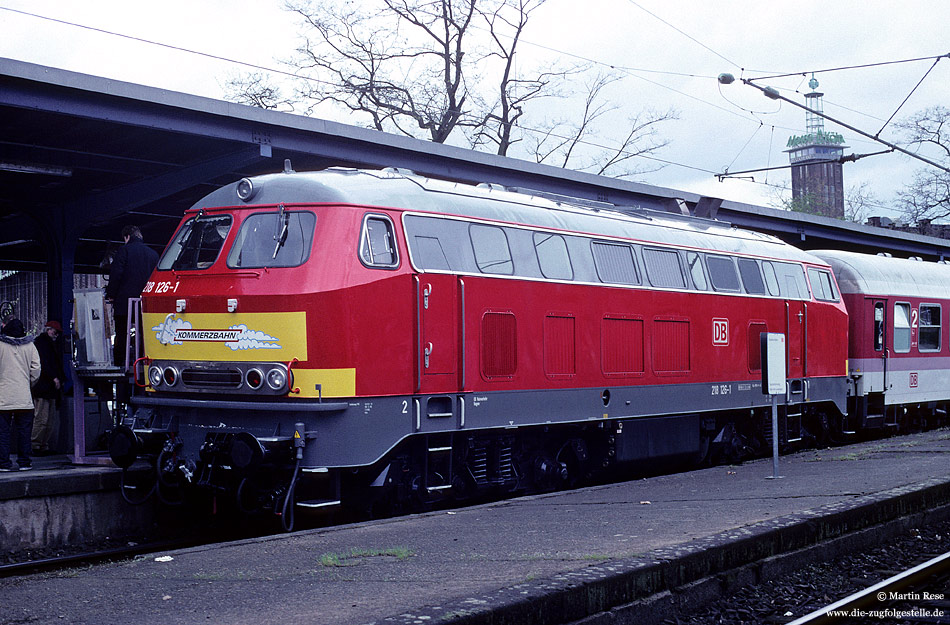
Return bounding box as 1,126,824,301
359,215,399,268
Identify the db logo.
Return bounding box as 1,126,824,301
713,319,729,345
910,372,918,388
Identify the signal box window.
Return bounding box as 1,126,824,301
591,242,639,285
894,303,911,353
470,224,513,275
737,259,766,295
159,215,232,271
643,248,685,288
706,255,741,292
534,233,573,280
359,216,399,268
919,304,941,352
807,268,839,301
226,210,316,268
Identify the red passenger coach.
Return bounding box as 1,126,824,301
815,250,950,432
111,166,850,521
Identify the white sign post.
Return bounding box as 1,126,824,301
761,333,786,480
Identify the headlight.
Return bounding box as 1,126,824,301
163,366,179,387
245,368,263,389
148,366,163,387
266,367,287,391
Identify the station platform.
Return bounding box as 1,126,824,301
0,453,156,553
1,429,949,625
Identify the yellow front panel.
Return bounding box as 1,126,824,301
143,312,307,361
292,368,356,398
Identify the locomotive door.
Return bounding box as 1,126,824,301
786,301,806,379
416,274,460,393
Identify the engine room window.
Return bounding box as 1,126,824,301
412,235,451,270
762,262,780,296
359,216,399,268
158,214,232,271
470,224,513,275
807,268,839,301
706,255,741,292
591,241,639,285
226,210,315,269
534,233,574,280
686,252,707,290
643,248,686,288
737,259,766,295
919,304,941,352
772,262,809,300
894,303,911,353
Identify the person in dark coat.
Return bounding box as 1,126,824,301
105,225,159,372
31,320,65,455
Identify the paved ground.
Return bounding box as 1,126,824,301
1,428,949,625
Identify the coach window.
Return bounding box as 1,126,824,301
737,258,766,295
470,224,514,275
919,304,941,352
686,252,707,290
591,241,640,285
706,255,741,292
762,262,780,296
643,248,686,288
534,232,573,280
807,268,839,301
227,211,315,269
359,215,399,268
893,303,911,353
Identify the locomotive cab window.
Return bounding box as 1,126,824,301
643,248,686,288
227,210,316,268
159,214,232,271
359,215,399,268
591,241,639,285
919,304,941,352
894,303,911,353
807,268,839,301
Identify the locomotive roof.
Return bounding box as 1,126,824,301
813,249,950,299
192,167,823,264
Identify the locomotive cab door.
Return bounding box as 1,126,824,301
786,300,806,380
416,274,461,394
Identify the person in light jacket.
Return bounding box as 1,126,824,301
0,318,41,471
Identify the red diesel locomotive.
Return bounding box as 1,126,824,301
111,165,866,522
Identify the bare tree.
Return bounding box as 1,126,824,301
895,106,950,222
223,73,295,112
525,73,678,178
224,0,678,177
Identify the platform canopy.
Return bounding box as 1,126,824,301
2,56,949,282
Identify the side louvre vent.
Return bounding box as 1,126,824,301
481,312,517,378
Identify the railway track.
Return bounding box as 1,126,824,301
786,550,950,625
0,538,202,578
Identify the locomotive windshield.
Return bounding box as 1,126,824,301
227,210,316,268
157,214,232,271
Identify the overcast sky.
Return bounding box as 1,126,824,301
3,0,949,220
